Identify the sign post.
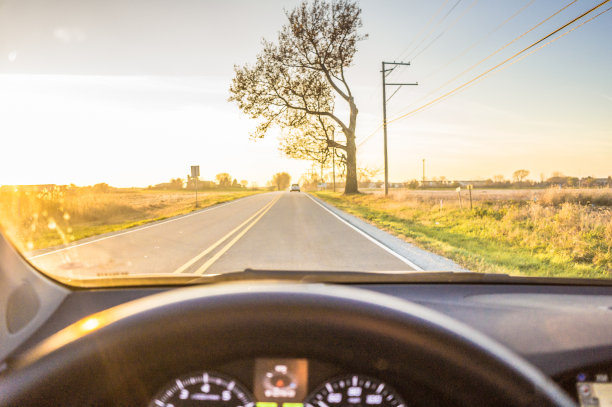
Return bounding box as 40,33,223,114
191,165,200,208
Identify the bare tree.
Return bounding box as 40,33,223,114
271,172,292,191
279,116,342,165
216,173,232,188
169,178,184,189
512,169,530,183
492,175,505,183
357,166,381,183
229,0,367,194
280,118,346,182
279,121,332,168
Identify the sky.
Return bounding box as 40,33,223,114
0,0,610,187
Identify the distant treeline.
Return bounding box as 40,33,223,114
0,178,260,194
371,175,612,190
149,174,252,191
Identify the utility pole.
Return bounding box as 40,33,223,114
382,61,418,195
332,133,336,192
321,162,324,187
422,158,425,186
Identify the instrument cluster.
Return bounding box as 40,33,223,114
148,358,406,407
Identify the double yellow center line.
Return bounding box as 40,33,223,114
173,195,281,275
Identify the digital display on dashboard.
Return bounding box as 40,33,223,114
577,372,612,407
254,358,308,405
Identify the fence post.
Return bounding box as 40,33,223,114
468,184,473,210
456,187,462,209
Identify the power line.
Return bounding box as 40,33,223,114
356,125,382,149
358,0,467,147
392,0,578,121
393,0,450,62
400,3,612,122
442,0,464,19
358,0,610,149
385,0,611,126
410,0,481,62
483,5,612,84
361,1,444,118
399,0,463,63
358,0,487,147
421,0,537,82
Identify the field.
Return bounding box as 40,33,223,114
0,186,263,253
314,188,612,279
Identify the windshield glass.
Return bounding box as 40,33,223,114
0,0,610,286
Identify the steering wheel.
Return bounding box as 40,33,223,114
0,283,576,406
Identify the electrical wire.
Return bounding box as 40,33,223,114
391,0,578,123
393,0,450,63
410,0,480,62
386,85,403,103
421,0,537,82
458,4,612,97
361,0,451,105
401,0,464,62
357,0,476,146
385,0,611,126
357,0,610,149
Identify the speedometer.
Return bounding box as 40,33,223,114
304,375,406,407
148,371,255,407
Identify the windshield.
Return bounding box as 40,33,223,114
0,0,610,286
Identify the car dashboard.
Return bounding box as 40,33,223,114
144,358,406,407
3,280,612,406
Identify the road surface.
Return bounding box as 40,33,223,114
30,192,418,278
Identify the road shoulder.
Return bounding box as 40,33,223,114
26,193,266,259
307,193,469,272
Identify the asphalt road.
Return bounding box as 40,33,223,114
30,192,417,278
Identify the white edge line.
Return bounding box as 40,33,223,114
28,193,264,259
306,194,424,271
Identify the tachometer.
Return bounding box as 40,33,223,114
304,375,406,407
148,371,255,407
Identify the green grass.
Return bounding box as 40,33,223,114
0,188,263,252
313,191,612,279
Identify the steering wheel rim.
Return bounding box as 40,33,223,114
1,283,576,406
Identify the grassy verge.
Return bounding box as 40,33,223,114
0,187,263,252
313,190,612,279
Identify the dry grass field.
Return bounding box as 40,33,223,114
374,188,612,207
0,186,262,253
315,188,612,279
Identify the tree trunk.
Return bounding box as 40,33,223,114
344,136,358,194
343,98,359,194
